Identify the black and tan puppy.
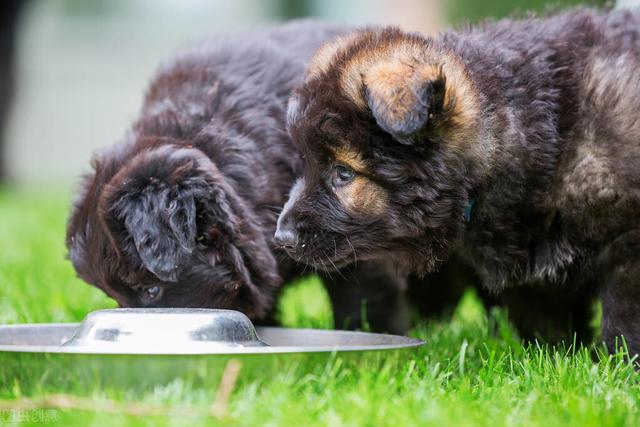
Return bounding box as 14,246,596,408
276,8,640,351
66,22,415,332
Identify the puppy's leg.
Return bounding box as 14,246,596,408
408,255,488,318
500,285,594,345
598,230,640,357
320,261,411,335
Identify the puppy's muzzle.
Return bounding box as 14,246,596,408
275,178,305,254
274,221,298,252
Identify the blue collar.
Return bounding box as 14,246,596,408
464,198,476,223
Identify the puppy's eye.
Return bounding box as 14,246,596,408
142,285,163,302
332,164,355,187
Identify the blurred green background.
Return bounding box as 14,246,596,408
447,0,607,24
0,0,613,185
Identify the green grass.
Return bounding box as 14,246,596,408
445,0,607,25
0,187,639,426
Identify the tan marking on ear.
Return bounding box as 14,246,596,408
438,55,480,136
336,35,481,144
307,33,363,80
331,145,367,171
364,60,441,128
336,176,388,216
340,38,426,109
312,30,490,176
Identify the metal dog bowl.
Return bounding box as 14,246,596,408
0,308,423,355
0,308,423,393
62,308,268,351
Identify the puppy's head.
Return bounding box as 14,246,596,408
67,140,279,319
276,28,487,273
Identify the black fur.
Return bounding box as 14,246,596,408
278,8,640,352
67,22,345,319
66,22,428,333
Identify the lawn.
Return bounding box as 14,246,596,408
0,187,639,426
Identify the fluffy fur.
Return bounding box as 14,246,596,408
67,22,345,319
277,8,640,351
67,22,431,333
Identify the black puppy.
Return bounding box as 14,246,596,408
66,22,415,332
276,8,640,351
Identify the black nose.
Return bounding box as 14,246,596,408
274,225,298,250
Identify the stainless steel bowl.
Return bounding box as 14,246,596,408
0,308,423,355
62,308,267,351
0,308,424,393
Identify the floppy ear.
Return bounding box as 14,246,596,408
364,61,445,145
112,185,198,282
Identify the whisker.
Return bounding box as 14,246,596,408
323,250,345,280
321,257,333,281
345,236,358,267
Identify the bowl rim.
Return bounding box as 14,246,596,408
0,323,425,355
